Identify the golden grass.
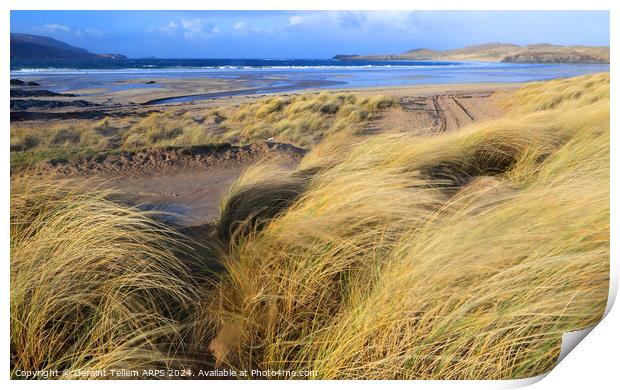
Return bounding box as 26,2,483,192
202,73,609,378
10,92,393,170
216,163,317,243
10,73,609,379
10,178,199,378
222,93,394,146
507,72,609,112
11,122,109,152
121,111,219,149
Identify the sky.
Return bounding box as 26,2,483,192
10,10,610,59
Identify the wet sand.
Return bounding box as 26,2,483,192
15,74,345,106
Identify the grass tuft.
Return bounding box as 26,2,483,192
202,73,609,378
10,178,199,378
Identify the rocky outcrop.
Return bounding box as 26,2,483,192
96,53,128,60
10,79,40,86
332,54,359,60
10,89,77,98
10,99,98,111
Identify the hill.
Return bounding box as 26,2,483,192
10,33,126,60
501,45,609,63
334,42,609,63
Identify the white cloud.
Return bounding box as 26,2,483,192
338,11,367,29
34,23,108,38
181,18,219,39
288,16,303,26
158,21,178,34
232,21,265,36
35,24,71,33
282,11,418,33
181,19,201,37
363,11,418,32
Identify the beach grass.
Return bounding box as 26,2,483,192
202,73,609,378
10,177,201,378
222,92,394,146
9,73,609,379
11,122,109,153
10,92,395,170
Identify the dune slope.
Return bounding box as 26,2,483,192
203,73,610,379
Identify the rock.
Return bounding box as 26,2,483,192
333,54,360,60
95,53,127,60
10,99,98,110
10,89,76,98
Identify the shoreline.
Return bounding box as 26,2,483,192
10,61,609,106
9,81,523,122
141,79,347,105
142,81,524,109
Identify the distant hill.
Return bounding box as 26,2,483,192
501,44,609,64
333,42,609,64
10,33,126,60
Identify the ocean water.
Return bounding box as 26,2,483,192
10,58,471,71
10,58,610,103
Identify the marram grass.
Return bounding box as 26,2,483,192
10,178,199,378
10,73,609,379
10,91,395,167
203,73,609,379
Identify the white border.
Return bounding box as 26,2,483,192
2,1,617,389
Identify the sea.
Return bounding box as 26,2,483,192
10,58,610,104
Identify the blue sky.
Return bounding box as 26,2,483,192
10,10,610,59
